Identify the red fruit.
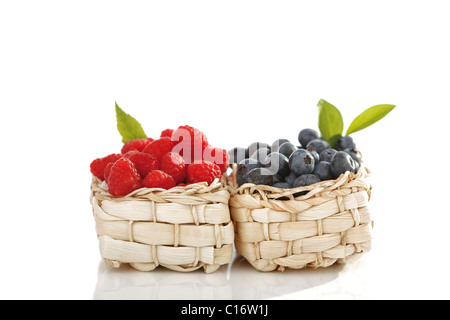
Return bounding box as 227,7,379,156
104,162,114,181
160,152,186,184
203,146,230,174
160,129,174,139
90,153,122,180
171,125,208,163
123,151,160,178
142,137,176,160
107,157,142,197
187,160,221,185
142,170,176,190
121,138,153,154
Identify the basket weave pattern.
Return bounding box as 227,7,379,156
91,177,234,273
229,166,373,272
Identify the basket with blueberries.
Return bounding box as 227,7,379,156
228,100,395,272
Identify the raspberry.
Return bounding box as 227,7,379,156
160,152,186,184
107,157,142,197
172,125,208,163
142,170,176,190
160,129,174,139
203,146,230,174
187,161,221,185
121,138,153,154
142,137,176,160
123,151,160,178
90,153,122,180
104,162,114,181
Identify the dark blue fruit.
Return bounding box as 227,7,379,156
289,149,315,176
319,149,338,162
284,172,298,187
250,147,271,166
228,147,247,166
298,128,320,148
272,173,283,185
343,148,362,165
271,139,290,153
247,142,271,159
306,139,330,154
313,161,333,181
236,158,261,186
307,148,320,164
293,174,321,187
330,151,356,179
265,152,290,177
247,167,275,185
278,142,298,158
336,136,356,151
273,182,292,189
353,160,360,173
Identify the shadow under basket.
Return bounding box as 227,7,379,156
229,165,373,272
90,177,234,273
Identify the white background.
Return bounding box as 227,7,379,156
1,0,449,300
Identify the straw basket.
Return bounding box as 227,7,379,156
90,176,234,273
229,166,373,272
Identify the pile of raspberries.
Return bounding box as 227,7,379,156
90,125,229,197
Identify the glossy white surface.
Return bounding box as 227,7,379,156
94,252,367,300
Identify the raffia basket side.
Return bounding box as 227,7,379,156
229,165,373,272
90,176,234,273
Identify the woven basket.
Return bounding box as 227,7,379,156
229,165,373,272
90,176,234,273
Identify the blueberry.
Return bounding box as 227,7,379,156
306,148,320,164
228,147,247,166
247,167,275,185
289,149,315,176
313,161,333,181
273,182,292,189
298,129,320,148
247,142,271,159
284,172,298,186
306,139,330,154
336,136,356,151
272,173,283,185
354,160,360,173
319,149,338,162
250,147,271,165
278,142,298,158
265,152,290,177
271,139,290,153
293,174,321,188
236,158,261,186
330,151,356,179
343,148,362,165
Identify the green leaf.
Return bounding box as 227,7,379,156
115,102,147,143
346,104,396,135
318,99,344,148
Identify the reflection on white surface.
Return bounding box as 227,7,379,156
93,251,364,300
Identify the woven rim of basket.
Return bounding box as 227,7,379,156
229,164,371,202
90,174,231,204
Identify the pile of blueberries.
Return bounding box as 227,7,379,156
228,129,362,189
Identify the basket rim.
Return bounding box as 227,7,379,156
229,164,371,200
91,173,231,202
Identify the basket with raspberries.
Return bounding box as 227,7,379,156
228,100,395,272
89,103,234,273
